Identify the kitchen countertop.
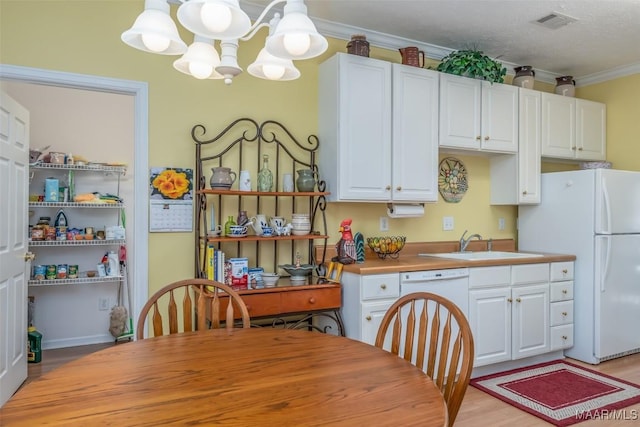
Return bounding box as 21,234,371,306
317,239,576,276
339,252,576,275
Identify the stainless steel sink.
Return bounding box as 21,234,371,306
419,251,544,261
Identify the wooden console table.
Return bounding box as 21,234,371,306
200,282,344,335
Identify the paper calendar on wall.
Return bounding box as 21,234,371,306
149,167,194,232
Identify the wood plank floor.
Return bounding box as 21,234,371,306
25,346,640,426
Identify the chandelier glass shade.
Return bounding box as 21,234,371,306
121,0,326,84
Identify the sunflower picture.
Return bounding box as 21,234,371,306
150,168,193,200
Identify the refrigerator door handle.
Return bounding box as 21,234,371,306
598,235,612,292
601,176,612,234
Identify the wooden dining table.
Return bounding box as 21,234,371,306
1,328,447,426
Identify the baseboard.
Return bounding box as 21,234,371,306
42,334,115,350
471,351,565,378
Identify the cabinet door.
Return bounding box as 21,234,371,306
576,99,606,160
469,287,511,366
362,300,395,346
517,88,541,203
512,283,550,359
541,93,575,159
392,65,439,202
318,53,392,201
481,81,518,153
439,73,481,150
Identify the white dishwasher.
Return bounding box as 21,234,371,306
400,268,470,318
396,268,470,371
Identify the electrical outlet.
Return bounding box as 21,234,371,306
379,216,389,232
98,297,109,311
442,216,454,231
498,217,506,230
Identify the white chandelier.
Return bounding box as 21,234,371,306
121,0,328,85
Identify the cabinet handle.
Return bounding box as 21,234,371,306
385,185,391,191
571,146,577,151
396,186,402,191
507,298,513,303
578,147,583,151
522,190,528,195
366,316,372,321
476,136,481,141
562,335,568,340
380,284,386,290
562,289,568,294
308,297,316,304
484,136,490,141
516,298,521,303
562,311,567,316
562,269,568,274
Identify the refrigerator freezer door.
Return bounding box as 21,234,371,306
595,169,640,234
594,234,640,359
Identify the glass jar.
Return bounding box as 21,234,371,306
31,217,50,241
257,154,273,192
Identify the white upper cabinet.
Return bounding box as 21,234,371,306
318,53,438,202
490,88,541,205
541,92,606,161
439,73,518,153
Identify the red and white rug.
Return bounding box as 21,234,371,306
470,360,640,426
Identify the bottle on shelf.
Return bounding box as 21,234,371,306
257,154,273,192
224,215,236,236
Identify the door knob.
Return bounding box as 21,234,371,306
24,252,35,262
516,298,521,303
366,316,372,321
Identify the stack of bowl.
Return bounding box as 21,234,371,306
291,213,311,235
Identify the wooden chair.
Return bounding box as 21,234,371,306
136,279,251,339
375,292,474,427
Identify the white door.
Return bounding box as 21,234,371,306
480,81,518,153
512,283,550,359
0,91,30,407
391,64,439,202
469,287,511,366
595,234,640,359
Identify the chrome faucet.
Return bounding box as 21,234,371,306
459,230,482,252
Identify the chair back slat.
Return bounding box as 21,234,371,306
374,292,474,427
403,301,417,362
197,286,207,331
168,290,178,334
415,302,428,371
152,302,163,336
210,290,221,328
137,279,251,339
426,303,440,379
183,287,193,332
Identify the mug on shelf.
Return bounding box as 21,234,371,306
229,225,248,235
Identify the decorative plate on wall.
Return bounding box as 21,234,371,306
438,157,468,203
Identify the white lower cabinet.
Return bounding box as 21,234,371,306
469,264,550,367
340,272,400,345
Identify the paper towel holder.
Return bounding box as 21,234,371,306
386,203,425,218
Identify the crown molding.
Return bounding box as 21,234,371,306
243,2,640,86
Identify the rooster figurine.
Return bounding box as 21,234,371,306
333,218,357,265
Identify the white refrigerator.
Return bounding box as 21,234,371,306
518,169,640,364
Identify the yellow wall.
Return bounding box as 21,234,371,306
2,1,638,295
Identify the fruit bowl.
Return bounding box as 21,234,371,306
366,236,406,259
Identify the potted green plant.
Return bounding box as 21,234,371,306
436,49,506,83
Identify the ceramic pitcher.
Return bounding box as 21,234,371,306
210,167,236,189
399,47,425,68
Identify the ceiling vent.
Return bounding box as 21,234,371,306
534,12,578,30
